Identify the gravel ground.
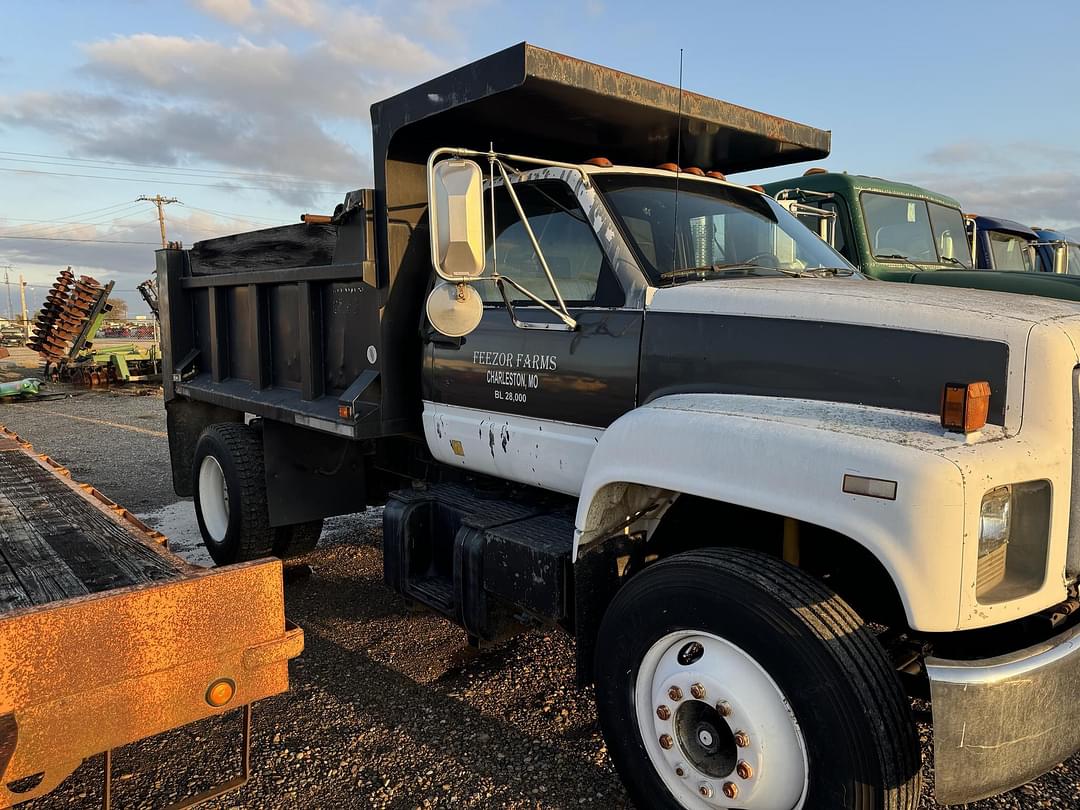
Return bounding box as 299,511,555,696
1,361,1078,808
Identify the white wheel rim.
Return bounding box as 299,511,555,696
635,630,809,809
198,455,230,543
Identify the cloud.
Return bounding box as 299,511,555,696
915,139,1080,230
925,139,1080,170
193,0,257,26
0,1,463,206
911,169,1080,231
1,209,280,314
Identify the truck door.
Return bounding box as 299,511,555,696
422,178,642,495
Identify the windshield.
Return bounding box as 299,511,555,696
988,231,1034,272
593,175,852,284
862,192,970,266
927,202,973,267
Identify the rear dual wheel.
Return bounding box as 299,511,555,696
595,549,921,809
193,423,322,565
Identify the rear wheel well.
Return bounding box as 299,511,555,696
165,398,244,496
574,491,909,684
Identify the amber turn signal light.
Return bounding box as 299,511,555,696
941,381,991,433
206,678,236,708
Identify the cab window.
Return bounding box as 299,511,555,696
480,181,621,307
988,231,1034,272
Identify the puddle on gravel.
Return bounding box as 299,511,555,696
135,502,385,569
137,500,214,567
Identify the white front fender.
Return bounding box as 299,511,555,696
574,394,970,633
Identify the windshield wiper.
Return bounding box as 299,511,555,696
800,266,857,277
937,255,971,268
877,253,928,271
660,262,854,282
660,263,778,281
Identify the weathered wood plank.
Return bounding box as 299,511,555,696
0,488,88,605
0,449,184,613
0,569,31,614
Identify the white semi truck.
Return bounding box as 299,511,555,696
157,43,1080,808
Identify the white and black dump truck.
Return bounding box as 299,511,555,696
158,43,1080,809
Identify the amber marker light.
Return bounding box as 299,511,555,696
206,678,236,707
941,381,991,433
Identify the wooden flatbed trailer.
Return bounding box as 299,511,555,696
0,427,302,808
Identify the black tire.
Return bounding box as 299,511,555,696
192,423,275,566
594,548,920,810
273,519,324,558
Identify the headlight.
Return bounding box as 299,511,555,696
977,486,1012,592
976,481,1051,603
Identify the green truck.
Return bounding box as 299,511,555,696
761,171,1080,301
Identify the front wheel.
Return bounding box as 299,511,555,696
594,548,920,809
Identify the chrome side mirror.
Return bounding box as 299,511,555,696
429,158,486,281
426,156,487,337
1054,243,1068,275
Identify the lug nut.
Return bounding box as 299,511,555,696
715,700,733,717
656,705,671,721
736,760,753,780
734,731,750,748
698,782,713,798
690,682,706,700
675,764,686,777
668,686,683,702
659,734,673,750
722,781,739,799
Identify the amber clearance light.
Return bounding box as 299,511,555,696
206,678,236,708
941,381,991,433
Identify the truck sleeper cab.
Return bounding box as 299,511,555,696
159,44,1080,810
762,170,1080,302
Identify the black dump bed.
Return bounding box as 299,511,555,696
157,42,831,463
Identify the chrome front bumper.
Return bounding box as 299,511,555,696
926,621,1080,805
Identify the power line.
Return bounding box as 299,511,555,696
5,204,153,238
0,165,348,194
181,204,285,225
0,212,155,227
0,235,158,244
0,156,345,190
5,201,146,236
0,149,345,185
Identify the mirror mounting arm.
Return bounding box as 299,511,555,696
493,160,571,315
496,277,577,331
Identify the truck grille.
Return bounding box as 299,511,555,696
1068,367,1080,580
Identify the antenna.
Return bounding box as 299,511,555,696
670,48,684,278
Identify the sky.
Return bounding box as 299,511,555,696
1,0,1078,315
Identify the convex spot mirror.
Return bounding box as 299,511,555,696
425,281,483,338
430,158,486,281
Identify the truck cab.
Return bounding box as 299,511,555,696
159,44,1080,810
1033,226,1080,274
762,170,1080,301
965,213,1040,271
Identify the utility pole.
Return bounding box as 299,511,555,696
136,195,180,248
0,266,12,321
18,275,28,340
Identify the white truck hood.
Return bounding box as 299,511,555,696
647,276,1080,338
